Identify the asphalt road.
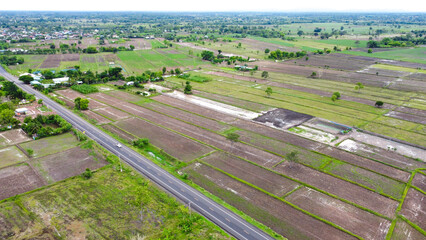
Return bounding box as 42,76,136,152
0,66,274,240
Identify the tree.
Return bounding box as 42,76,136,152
368,49,373,53
354,82,364,93
74,97,81,110
333,92,341,99
184,81,192,94
86,46,98,54
311,72,317,78
331,94,337,102
201,50,214,61
226,132,240,142
218,49,222,55
265,87,273,97
0,109,15,125
286,151,299,163
82,168,93,179
38,99,43,105
261,71,269,79
375,101,384,108
297,30,304,36
175,68,182,75
80,99,89,110
133,138,149,148
129,45,135,50
19,75,33,84
264,48,270,54
26,148,34,156
162,67,167,74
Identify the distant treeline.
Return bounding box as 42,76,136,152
0,55,24,65
367,35,426,48
268,49,307,60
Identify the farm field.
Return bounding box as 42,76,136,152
0,131,107,201
0,167,229,239
56,83,424,239
342,47,426,64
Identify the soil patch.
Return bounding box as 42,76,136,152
273,161,399,218
286,187,391,239
93,106,130,121
186,163,355,240
102,124,136,143
202,151,299,196
0,164,45,200
0,129,31,148
391,218,425,240
115,118,213,162
400,189,426,230
35,147,107,183
385,111,426,124
254,108,313,129
82,111,111,125
56,89,85,101
412,173,426,193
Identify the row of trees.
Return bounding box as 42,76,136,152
0,55,24,65
22,114,72,139
367,35,426,48
268,49,307,60
201,50,249,64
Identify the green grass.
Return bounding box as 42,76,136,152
19,133,79,158
310,39,368,48
71,84,99,94
150,40,167,49
342,47,426,64
0,146,28,168
0,167,230,239
371,64,426,73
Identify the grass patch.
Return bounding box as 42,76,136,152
19,132,79,158
71,84,99,94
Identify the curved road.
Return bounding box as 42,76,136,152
0,66,274,240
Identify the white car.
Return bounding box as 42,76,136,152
116,143,122,148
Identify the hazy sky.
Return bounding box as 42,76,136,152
1,0,426,12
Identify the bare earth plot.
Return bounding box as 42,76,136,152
92,92,282,167
338,139,425,171
0,129,31,148
19,133,79,158
34,147,107,183
93,106,130,121
83,110,112,125
115,117,213,162
273,161,399,218
142,101,229,132
102,124,136,143
153,94,238,123
233,119,411,182
201,151,300,197
399,189,426,230
294,53,375,71
254,108,314,129
412,173,426,192
285,187,391,240
385,111,426,124
0,146,28,169
394,106,426,117
0,164,44,200
105,90,142,102
186,163,355,240
390,218,426,240
56,89,85,100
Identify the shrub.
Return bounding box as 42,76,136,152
375,101,384,108
26,148,34,156
82,168,93,179
133,138,149,148
226,132,240,142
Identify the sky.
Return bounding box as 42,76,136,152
1,0,426,12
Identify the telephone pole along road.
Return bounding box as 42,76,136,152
0,66,274,240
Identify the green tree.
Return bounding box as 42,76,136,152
82,168,93,179
311,72,317,78
80,99,89,110
162,67,167,74
375,101,384,108
226,132,240,142
0,109,15,125
264,48,270,54
19,75,34,84
333,92,341,99
354,82,364,93
184,81,192,94
367,49,373,53
331,94,337,102
261,71,269,79
129,45,135,50
38,99,43,105
201,51,214,61
265,87,273,97
26,148,34,156
74,97,81,110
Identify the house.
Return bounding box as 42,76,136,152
30,81,42,86
52,77,70,84
15,108,28,116
126,81,134,86
234,65,253,71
